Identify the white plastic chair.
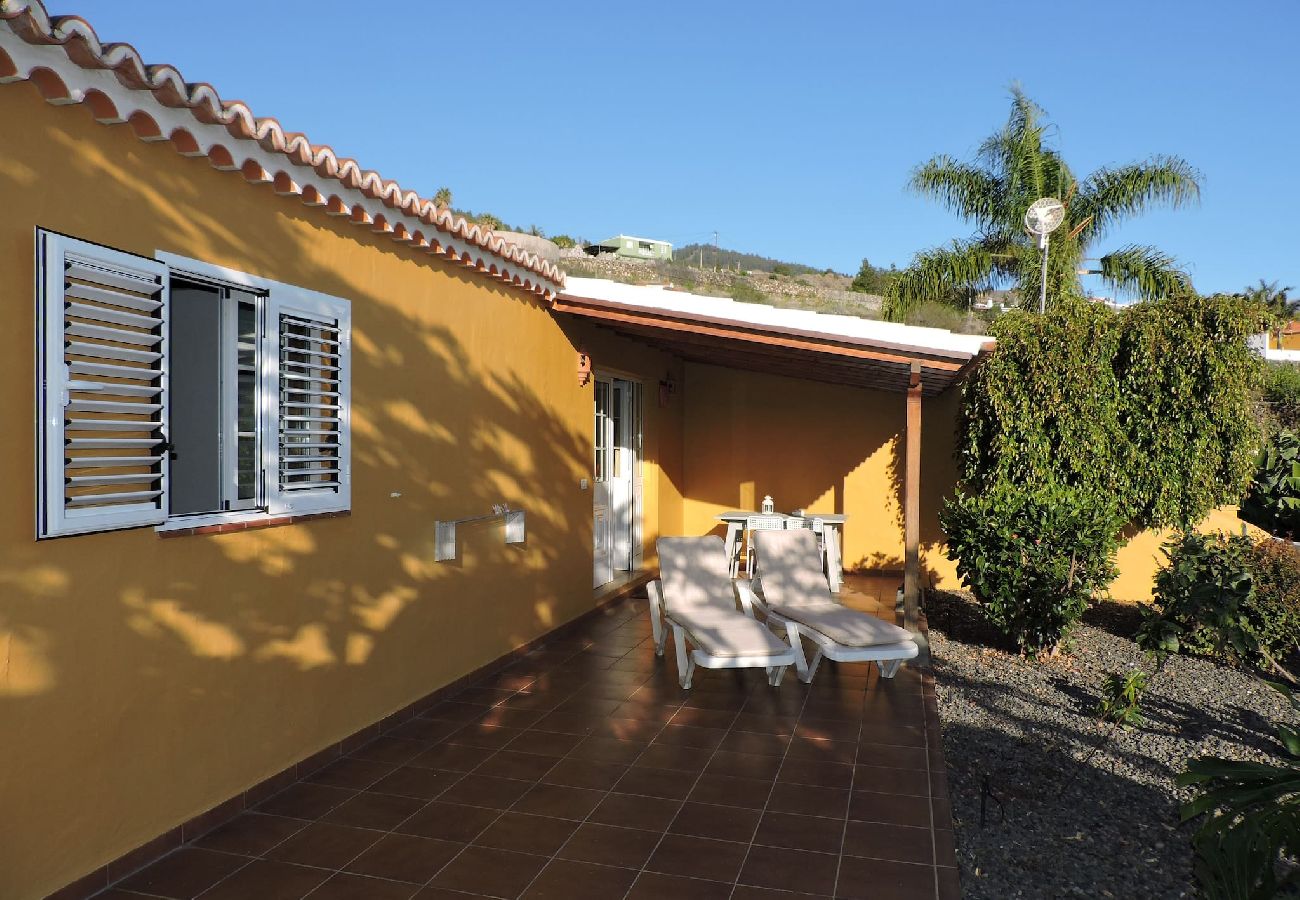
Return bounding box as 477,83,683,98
749,529,918,683
743,514,786,578
649,536,796,689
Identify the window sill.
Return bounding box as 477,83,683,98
158,509,349,538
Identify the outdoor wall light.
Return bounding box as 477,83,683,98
577,351,592,386
659,372,677,407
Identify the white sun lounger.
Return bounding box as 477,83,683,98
749,529,918,683
649,536,797,689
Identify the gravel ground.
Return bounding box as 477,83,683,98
927,590,1299,899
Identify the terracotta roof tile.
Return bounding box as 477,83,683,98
0,1,563,297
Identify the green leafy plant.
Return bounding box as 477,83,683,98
1262,364,1300,432
1180,681,1300,899
1096,669,1149,728
1138,532,1257,661
1246,539,1300,665
941,481,1121,655
1240,430,1300,539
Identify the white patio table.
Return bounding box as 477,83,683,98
716,511,848,593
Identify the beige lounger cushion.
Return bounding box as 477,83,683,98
669,608,792,658
769,600,913,648
752,530,914,648
659,535,740,614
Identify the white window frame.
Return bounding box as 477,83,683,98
155,252,351,531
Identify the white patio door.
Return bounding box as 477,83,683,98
594,375,643,588
593,376,614,588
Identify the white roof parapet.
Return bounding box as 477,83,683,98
561,277,990,359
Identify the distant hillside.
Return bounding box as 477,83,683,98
674,244,829,276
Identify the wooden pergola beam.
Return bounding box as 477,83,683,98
903,361,922,635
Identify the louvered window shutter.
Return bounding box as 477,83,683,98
263,288,351,516
37,231,170,538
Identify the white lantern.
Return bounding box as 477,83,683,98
761,495,775,514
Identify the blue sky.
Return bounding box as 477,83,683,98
82,1,1299,296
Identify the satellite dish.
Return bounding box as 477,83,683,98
1024,197,1066,236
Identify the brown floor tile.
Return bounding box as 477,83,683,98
613,765,693,800
569,736,646,765
265,821,381,869
193,813,306,856
557,822,660,868
448,723,525,751
307,872,419,900
786,735,857,765
848,791,932,828
626,871,735,899
766,783,849,819
795,719,863,744
594,716,662,742
345,833,463,883
428,845,547,899
934,825,957,868
395,801,500,842
351,736,427,766
370,766,462,800
473,706,546,730
504,729,585,758
522,858,638,899
937,863,961,900
669,800,761,843
778,758,854,789
511,782,606,820
324,791,427,831
653,724,728,750
669,706,738,729
306,756,397,790
646,832,748,883
754,810,845,854
531,711,600,735
718,730,790,757
853,764,931,797
199,859,328,900
737,845,839,896
857,724,926,748
732,713,798,736
705,750,784,781
843,820,933,865
258,782,356,819
731,886,830,900
633,743,714,773
589,792,681,831
408,742,490,772
856,743,929,771
474,812,578,856
688,774,772,810
116,848,248,898
542,757,628,790
426,701,494,724
386,717,462,744
439,774,534,810
836,855,937,900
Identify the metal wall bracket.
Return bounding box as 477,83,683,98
435,503,526,562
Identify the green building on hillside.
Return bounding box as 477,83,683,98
585,234,673,261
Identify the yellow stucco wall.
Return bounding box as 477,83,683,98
0,82,682,899
677,363,959,588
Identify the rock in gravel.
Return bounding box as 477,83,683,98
927,590,1298,899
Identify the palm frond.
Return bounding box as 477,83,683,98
1098,244,1193,301
909,156,1002,228
882,240,1004,321
1077,155,1202,241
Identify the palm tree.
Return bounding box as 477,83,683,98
883,87,1201,321
433,186,453,210
1243,279,1299,346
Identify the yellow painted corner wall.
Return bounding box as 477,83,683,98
0,82,675,900
676,362,959,585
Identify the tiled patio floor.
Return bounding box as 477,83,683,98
93,576,956,900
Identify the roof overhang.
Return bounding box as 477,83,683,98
554,278,994,396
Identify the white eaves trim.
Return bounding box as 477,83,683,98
561,277,992,359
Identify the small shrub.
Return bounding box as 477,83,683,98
1096,669,1149,728
1141,532,1300,671
1240,429,1300,538
1139,531,1256,661
729,280,767,304
1263,362,1300,431
941,482,1121,655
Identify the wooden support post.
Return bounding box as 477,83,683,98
903,362,922,634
